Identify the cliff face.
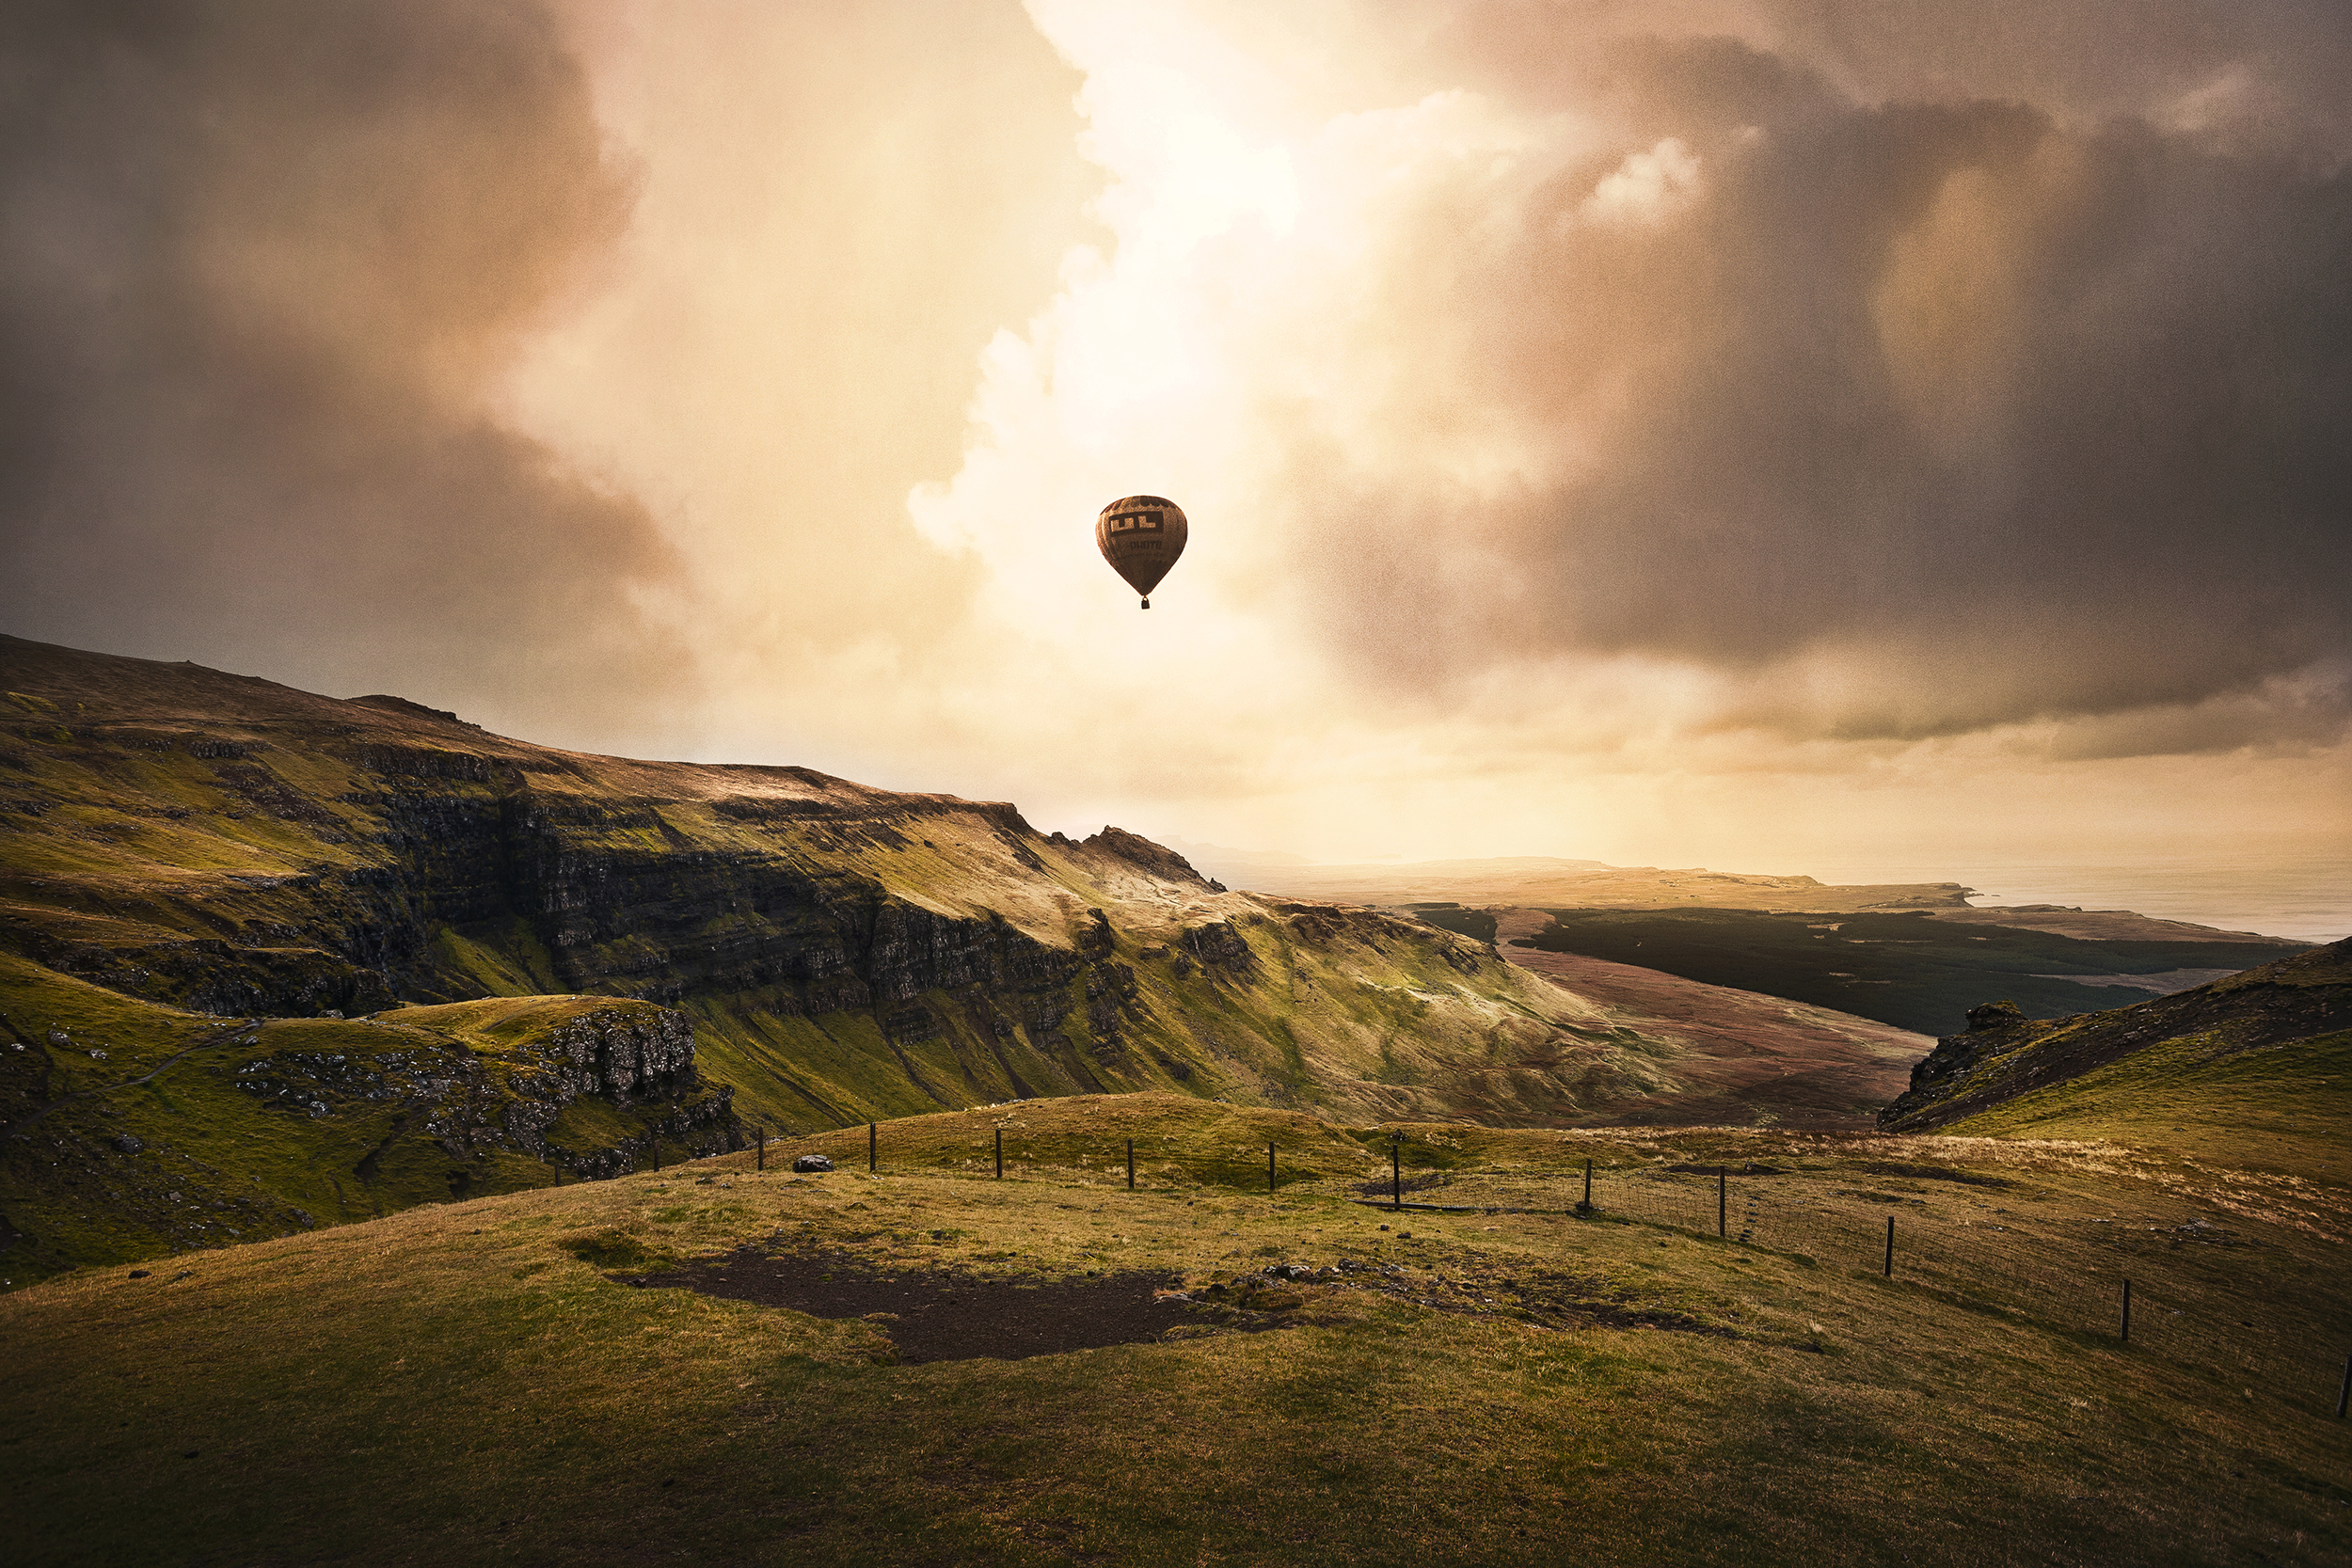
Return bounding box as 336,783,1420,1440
0,977,740,1287
0,637,1655,1148
1878,939,2352,1132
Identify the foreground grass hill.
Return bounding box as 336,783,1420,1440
8,1091,2348,1566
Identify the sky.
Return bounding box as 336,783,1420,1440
3,0,2347,885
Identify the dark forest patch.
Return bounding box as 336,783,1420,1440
1413,907,1500,942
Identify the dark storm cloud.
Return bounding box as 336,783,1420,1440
0,0,690,729
1281,10,2352,748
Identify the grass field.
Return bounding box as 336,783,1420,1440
8,1093,2348,1566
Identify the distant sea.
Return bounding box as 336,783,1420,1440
1798,853,2350,944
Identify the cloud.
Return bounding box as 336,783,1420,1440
914,0,2352,764
0,0,691,738
1,0,2340,868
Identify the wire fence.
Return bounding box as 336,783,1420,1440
738,1120,2352,1424
1376,1157,2351,1423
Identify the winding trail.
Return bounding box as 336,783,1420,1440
0,1015,261,1142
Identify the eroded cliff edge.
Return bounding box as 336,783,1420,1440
0,635,1650,1139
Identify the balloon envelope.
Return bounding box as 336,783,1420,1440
1095,496,1188,607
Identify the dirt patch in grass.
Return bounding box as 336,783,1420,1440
627,1243,1249,1363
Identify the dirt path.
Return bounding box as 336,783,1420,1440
0,1016,259,1141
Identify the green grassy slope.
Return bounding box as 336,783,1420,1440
6,1096,2347,1566
1899,941,2352,1185
1518,908,2306,1037
0,637,1629,1138
681,903,1689,1137
0,958,734,1289
1947,1027,2352,1186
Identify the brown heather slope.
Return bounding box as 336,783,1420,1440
1489,910,1926,1126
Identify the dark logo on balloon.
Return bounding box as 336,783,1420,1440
1095,496,1188,607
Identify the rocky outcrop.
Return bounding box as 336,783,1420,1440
1177,921,1259,983
1082,826,1216,888
1880,940,2352,1131
534,1005,698,1101
230,1002,739,1178
1878,1007,2057,1127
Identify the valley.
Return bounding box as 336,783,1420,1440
4,636,1948,1288
6,635,2349,1565
1503,907,2310,1038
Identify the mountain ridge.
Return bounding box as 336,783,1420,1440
10,633,1914,1284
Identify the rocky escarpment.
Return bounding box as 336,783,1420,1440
0,715,1198,1044
236,1002,739,1182
1173,921,1259,982
0,990,742,1283
0,642,1379,1124
1880,939,2352,1132
0,635,1675,1140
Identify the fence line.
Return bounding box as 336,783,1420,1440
1390,1159,2345,1419
736,1121,2346,1421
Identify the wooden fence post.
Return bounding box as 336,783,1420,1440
2121,1278,2132,1343
756,1127,765,1171
1883,1215,1894,1278
868,1121,877,1173
1391,1138,1403,1212
1268,1143,1277,1194
1581,1157,1593,1214
1718,1170,1726,1237
1127,1138,1136,1190
2335,1355,2349,1419
994,1127,1004,1180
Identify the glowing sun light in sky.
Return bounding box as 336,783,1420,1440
0,0,2344,889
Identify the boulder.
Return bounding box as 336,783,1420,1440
1965,1000,2027,1031
792,1154,834,1174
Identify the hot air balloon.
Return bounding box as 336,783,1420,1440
1095,495,1188,609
